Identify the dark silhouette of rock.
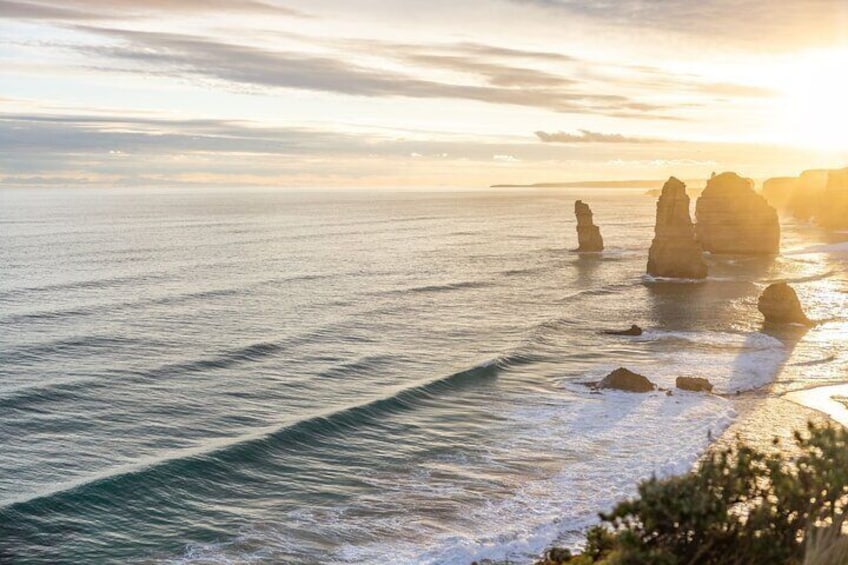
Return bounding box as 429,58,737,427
602,324,643,336
574,200,604,252
676,376,713,393
695,172,780,254
817,168,848,230
757,282,812,325
647,177,707,279
596,367,655,393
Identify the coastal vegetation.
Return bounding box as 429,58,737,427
535,422,848,565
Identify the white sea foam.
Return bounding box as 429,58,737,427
786,385,848,428
603,329,788,394
404,383,738,564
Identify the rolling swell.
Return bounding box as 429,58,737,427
0,340,291,413
0,287,243,325
0,360,500,518
1,335,147,365
406,281,492,294
0,271,171,299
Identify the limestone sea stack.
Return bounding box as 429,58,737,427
695,172,780,254
646,177,707,279
757,282,812,326
574,200,604,252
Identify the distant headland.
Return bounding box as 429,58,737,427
490,179,706,189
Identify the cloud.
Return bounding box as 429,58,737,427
0,113,364,155
399,53,575,87
503,0,848,48
66,27,672,119
535,129,654,143
0,1,102,20
0,0,305,21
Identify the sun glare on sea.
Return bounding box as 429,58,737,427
778,48,848,150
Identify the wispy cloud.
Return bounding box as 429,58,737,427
535,129,654,143
0,113,362,155
66,27,673,118
0,0,305,21
503,0,848,47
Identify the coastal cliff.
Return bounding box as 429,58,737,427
817,168,848,230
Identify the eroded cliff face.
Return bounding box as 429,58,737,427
695,172,780,254
761,177,799,210
647,177,707,279
574,200,604,252
817,168,848,230
761,169,830,221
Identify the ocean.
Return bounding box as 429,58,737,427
1,187,846,564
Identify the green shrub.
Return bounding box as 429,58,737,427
539,422,848,565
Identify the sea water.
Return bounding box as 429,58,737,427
1,187,846,564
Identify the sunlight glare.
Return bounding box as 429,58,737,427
779,48,848,150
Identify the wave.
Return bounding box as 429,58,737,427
500,266,549,277
0,271,171,299
790,355,837,367
0,359,500,514
641,274,739,284
764,270,837,284
1,287,243,325
557,281,638,303
787,242,848,255
0,339,290,413
1,335,147,365
393,281,493,295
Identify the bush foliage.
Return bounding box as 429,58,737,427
539,422,848,565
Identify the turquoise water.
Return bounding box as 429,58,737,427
1,187,845,564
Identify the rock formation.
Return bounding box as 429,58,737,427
647,177,708,279
757,282,812,326
676,376,713,393
574,200,604,252
762,169,830,221
695,172,780,254
761,177,799,210
817,168,848,230
602,324,643,336
787,169,831,221
596,367,655,393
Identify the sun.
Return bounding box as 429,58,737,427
778,48,848,150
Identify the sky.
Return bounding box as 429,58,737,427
1,0,847,188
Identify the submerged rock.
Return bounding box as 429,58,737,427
596,367,655,393
757,282,812,326
676,376,714,393
646,177,708,279
602,324,643,336
574,200,604,252
695,172,780,254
